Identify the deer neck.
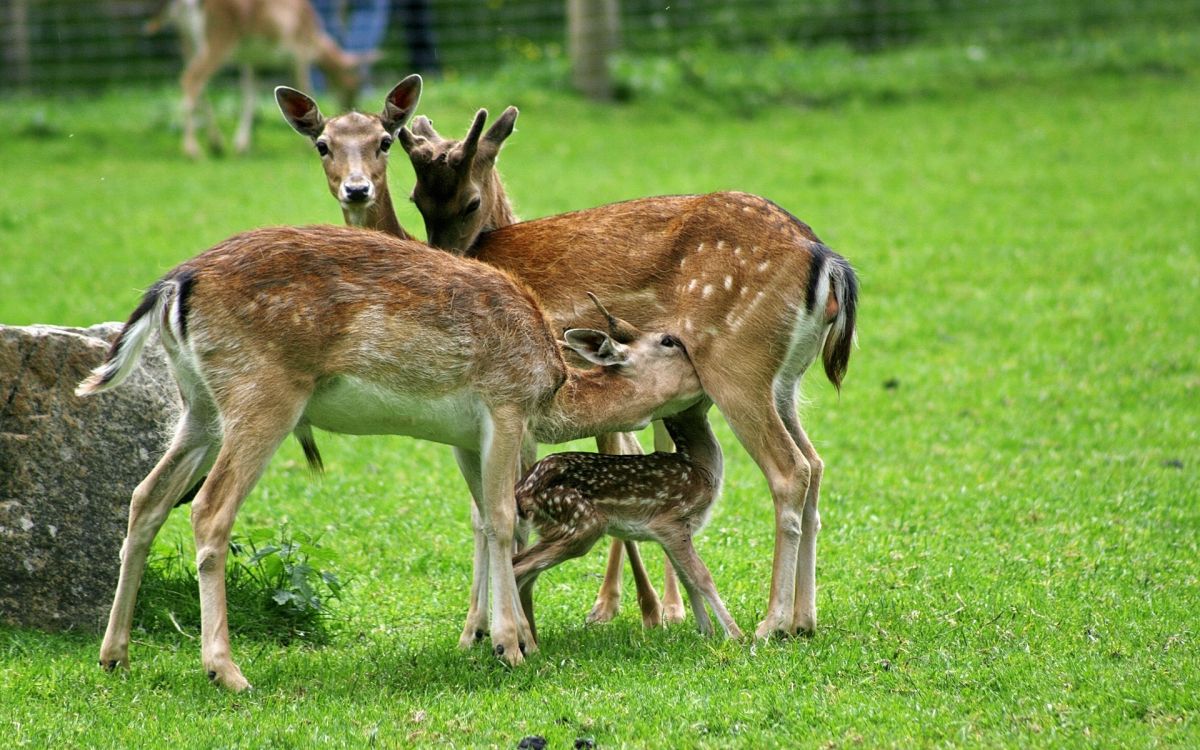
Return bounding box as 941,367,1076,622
532,368,661,445
482,171,519,233
662,408,723,486
344,182,413,240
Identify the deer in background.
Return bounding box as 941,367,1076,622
147,0,369,157
515,399,743,643
277,90,859,644
76,225,704,690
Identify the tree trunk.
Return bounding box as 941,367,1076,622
567,0,619,101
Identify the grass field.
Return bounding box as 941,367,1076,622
2,31,1199,748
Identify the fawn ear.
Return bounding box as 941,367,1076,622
276,86,325,138
563,329,630,367
381,74,422,134
481,106,518,156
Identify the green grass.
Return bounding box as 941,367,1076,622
2,33,1199,748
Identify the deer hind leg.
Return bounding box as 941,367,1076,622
180,35,235,158
233,63,256,154
586,432,663,627
479,404,533,664
191,393,306,691
776,380,823,635
651,421,688,626
514,523,605,646
709,382,810,640
99,406,219,672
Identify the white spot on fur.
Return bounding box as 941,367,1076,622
758,261,770,273
724,275,733,290
702,284,713,298
687,279,699,292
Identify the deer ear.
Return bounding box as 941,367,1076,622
563,329,630,367
275,86,325,138
483,106,519,151
381,74,422,134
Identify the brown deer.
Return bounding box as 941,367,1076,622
275,82,674,642
514,400,743,643
75,225,704,690
148,0,369,157
279,93,860,643
399,110,859,645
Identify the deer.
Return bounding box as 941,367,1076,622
147,0,369,157
75,225,705,691
276,89,860,645
514,399,743,644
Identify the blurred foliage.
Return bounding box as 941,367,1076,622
4,0,1200,91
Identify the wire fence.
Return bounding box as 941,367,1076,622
2,0,1198,93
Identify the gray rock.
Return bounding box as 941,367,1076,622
0,323,181,631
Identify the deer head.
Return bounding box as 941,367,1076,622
399,106,519,252
276,75,422,231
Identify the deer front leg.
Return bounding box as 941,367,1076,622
480,406,532,665
712,388,810,640
233,63,256,154
100,410,218,671
661,535,743,640
624,541,663,629
651,420,688,625
452,447,490,648
180,36,234,158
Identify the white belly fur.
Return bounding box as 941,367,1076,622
303,376,486,448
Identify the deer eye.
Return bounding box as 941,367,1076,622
315,141,330,157
463,197,482,215
380,136,393,153
660,334,681,348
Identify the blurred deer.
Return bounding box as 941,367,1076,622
147,0,370,157
76,226,704,690
515,400,743,643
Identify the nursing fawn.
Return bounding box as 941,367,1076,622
515,400,742,642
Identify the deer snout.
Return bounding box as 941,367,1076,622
341,179,373,204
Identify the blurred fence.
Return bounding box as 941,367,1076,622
2,0,1197,93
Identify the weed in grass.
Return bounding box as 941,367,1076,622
134,525,346,645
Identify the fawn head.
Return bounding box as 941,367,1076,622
563,294,702,410
276,76,422,222
398,106,519,252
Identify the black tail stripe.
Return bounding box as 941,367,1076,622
804,244,829,314
175,269,197,340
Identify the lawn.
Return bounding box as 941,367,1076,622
1,32,1198,748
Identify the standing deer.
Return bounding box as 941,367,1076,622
277,90,859,643
76,225,704,690
148,0,369,157
514,399,742,643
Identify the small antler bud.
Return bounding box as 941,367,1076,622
586,292,640,344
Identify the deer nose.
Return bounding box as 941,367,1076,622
344,183,371,202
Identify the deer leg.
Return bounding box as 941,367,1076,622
191,395,304,692
624,541,663,628
233,63,256,154
651,420,688,625
660,535,743,640
180,34,234,159
514,526,605,645
777,381,823,636
587,431,662,626
452,447,490,648
99,408,219,672
480,405,531,664
710,386,810,640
